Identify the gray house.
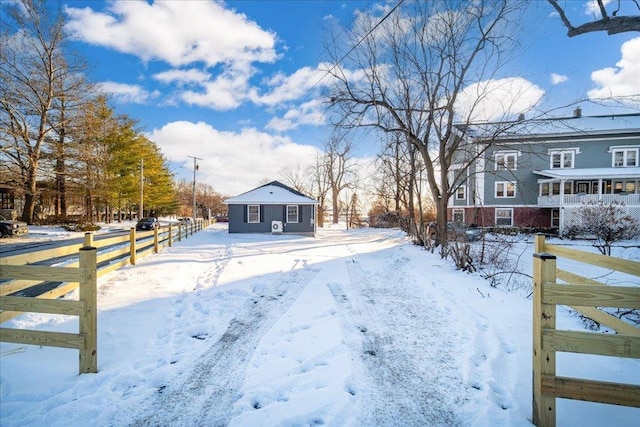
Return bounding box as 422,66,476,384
448,111,640,233
224,181,318,236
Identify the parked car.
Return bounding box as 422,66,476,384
0,214,29,237
428,221,484,242
215,215,228,223
136,217,160,230
447,222,484,242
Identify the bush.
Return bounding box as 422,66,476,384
573,201,640,255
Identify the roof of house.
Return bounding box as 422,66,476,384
460,113,640,143
224,181,318,205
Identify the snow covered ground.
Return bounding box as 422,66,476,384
1,223,638,426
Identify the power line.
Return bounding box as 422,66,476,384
309,0,405,91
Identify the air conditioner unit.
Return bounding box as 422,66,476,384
271,220,283,235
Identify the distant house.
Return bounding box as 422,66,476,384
448,111,640,234
224,181,318,236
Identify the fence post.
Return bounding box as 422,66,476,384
78,246,98,374
84,232,93,247
153,226,159,253
533,234,557,426
178,224,182,242
130,228,136,265
168,224,173,247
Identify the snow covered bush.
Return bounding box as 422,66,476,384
572,201,640,255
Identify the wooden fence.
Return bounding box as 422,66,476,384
532,234,640,426
0,219,210,374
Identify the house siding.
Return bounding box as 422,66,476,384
449,115,640,232
227,204,316,235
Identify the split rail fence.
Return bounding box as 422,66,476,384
0,219,210,374
532,234,640,426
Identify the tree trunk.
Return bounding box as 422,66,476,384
332,189,339,224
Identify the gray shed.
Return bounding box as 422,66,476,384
224,181,318,236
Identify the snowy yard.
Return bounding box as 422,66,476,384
1,223,638,426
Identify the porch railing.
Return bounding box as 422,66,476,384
538,193,640,207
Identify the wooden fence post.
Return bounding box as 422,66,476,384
78,246,97,374
84,232,93,247
130,228,136,265
168,224,173,247
533,233,557,426
153,227,159,253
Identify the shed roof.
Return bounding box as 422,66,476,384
224,181,318,205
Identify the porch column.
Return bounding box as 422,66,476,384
558,179,565,235
598,178,603,200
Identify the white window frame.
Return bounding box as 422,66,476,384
551,209,560,228
495,208,513,227
494,151,518,171
452,209,464,223
612,148,638,167
495,181,516,198
247,205,260,223
549,150,575,169
286,205,299,223
456,185,466,200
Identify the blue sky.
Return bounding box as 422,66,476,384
56,0,640,196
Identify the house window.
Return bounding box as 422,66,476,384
287,205,299,223
456,185,466,200
248,205,260,223
495,152,517,170
495,181,516,198
613,148,638,167
551,209,560,228
550,151,574,169
453,209,464,223
495,208,513,227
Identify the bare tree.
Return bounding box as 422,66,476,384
326,0,534,253
323,132,357,224
547,0,640,37
0,0,89,223
309,152,331,227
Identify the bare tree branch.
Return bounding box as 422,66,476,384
547,0,640,36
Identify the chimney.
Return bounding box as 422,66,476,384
573,107,582,118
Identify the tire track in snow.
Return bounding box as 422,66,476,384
126,262,319,427
328,255,468,426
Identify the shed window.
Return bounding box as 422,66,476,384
287,205,299,223
248,205,260,223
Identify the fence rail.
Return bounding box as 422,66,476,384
532,234,640,426
0,219,210,374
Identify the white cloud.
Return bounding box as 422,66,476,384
266,100,327,132
251,65,332,106
64,1,277,68
550,73,568,85
584,0,612,16
97,81,159,104
65,1,278,110
588,37,640,103
455,77,545,122
153,69,211,86
146,121,321,196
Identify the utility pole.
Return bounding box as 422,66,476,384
139,158,144,219
188,155,202,219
